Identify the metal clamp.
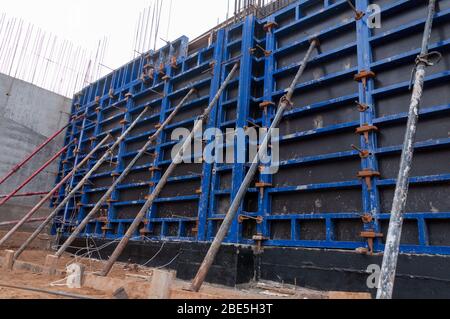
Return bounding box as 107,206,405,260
356,124,378,143
256,182,273,197
119,118,129,125
263,21,278,33
351,144,370,159
361,231,383,255
354,70,376,90
355,101,369,112
259,101,275,110
361,213,373,224
252,234,268,255
345,0,365,21
170,56,178,69
358,169,381,191
238,215,264,224
409,51,442,89
250,44,272,57
158,63,165,75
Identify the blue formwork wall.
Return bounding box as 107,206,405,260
53,0,450,256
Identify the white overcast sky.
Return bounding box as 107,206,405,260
1,0,232,70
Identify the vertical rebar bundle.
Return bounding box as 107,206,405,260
0,12,109,97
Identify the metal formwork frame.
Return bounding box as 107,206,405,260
53,0,450,256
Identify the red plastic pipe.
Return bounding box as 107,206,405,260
0,191,49,199
0,217,46,227
0,116,81,187
0,143,70,207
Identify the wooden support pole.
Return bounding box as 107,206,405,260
53,88,196,259
377,0,441,299
189,39,319,292
99,63,239,277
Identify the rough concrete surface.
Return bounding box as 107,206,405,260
0,73,72,229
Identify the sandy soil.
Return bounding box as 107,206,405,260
0,249,330,299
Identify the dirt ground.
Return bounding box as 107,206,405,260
0,232,369,299
0,249,333,299
0,269,107,299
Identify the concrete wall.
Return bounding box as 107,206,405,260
0,73,72,230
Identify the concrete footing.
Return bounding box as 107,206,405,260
44,254,58,275
149,269,176,299
2,250,15,270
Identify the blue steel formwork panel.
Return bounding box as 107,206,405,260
54,0,450,256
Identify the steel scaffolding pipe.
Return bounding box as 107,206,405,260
377,0,440,300
99,63,240,277
0,143,71,207
190,39,319,292
54,88,196,259
0,120,75,187
0,134,110,247
13,106,150,260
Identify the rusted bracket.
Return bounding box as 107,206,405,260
361,213,373,224
201,61,216,75
101,223,113,232
95,106,101,113
355,11,365,20
170,56,178,69
111,172,120,177
119,118,129,125
252,234,269,255
192,221,199,235
256,182,273,197
94,96,101,106
97,216,108,223
149,167,161,178
354,70,376,90
259,101,276,116
358,169,381,191
263,21,278,33
361,231,383,255
158,63,166,75
195,188,202,195
259,101,275,110
345,0,365,21
351,144,370,159
250,45,272,57
108,89,116,99
139,227,151,236
125,93,133,101
162,75,171,82
356,124,378,143
355,101,369,112
238,215,264,224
